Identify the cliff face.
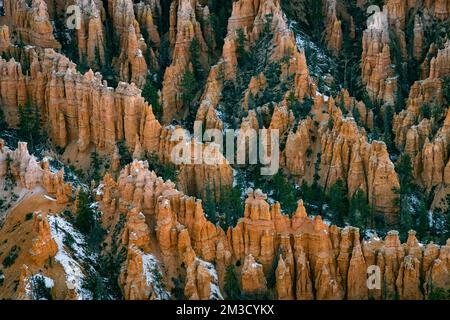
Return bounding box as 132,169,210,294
361,9,397,105
74,0,106,69
29,211,58,267
0,0,449,301
98,165,450,300
3,0,61,49
0,140,449,300
283,93,400,223
0,141,72,203
161,0,210,123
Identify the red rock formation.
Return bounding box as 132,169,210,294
3,0,61,49
16,265,33,300
0,25,11,51
283,96,400,223
241,254,267,296
0,141,72,203
29,211,58,267
324,0,343,56
361,10,397,105
162,0,209,123
430,40,450,79
75,0,106,69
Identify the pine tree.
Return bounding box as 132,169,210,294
219,185,244,228
18,99,39,148
0,106,6,130
272,171,297,215
83,272,108,300
224,265,240,300
90,151,101,183
203,183,217,225
142,78,162,120
236,28,249,67
4,154,14,189
383,104,395,153
181,69,198,107
393,154,415,235
329,179,348,226
420,103,431,119
117,140,132,167
75,190,95,235
189,38,204,82
31,275,52,300
417,194,429,240
353,105,361,126
349,189,371,230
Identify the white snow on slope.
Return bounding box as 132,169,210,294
48,215,94,300
141,253,171,300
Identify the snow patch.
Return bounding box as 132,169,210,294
44,195,56,202
141,253,171,300
48,215,95,300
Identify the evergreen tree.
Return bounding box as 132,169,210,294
203,183,217,225
171,277,185,299
0,106,7,130
417,194,429,240
181,69,198,107
224,265,240,300
90,151,101,183
420,103,431,120
158,37,171,84
329,179,348,226
236,28,249,67
147,152,178,183
142,77,162,120
328,117,334,130
383,104,395,153
117,140,132,167
219,185,244,229
75,190,95,235
189,38,204,82
83,272,108,300
18,99,41,149
349,189,371,230
75,190,105,250
271,171,297,215
353,105,361,126
287,92,312,121
4,154,14,189
31,275,52,300
393,154,415,235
